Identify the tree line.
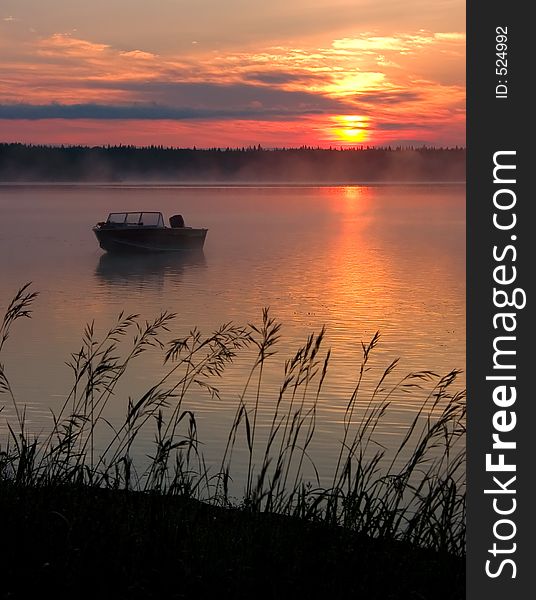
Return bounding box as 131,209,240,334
0,143,466,182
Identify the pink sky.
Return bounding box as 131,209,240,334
0,1,465,148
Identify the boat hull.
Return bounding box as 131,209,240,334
93,227,207,253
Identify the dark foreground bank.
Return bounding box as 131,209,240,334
1,483,464,600
0,287,465,598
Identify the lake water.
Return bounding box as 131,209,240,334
0,184,465,489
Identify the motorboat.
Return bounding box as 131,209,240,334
93,212,207,253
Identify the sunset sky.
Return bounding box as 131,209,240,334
0,0,465,148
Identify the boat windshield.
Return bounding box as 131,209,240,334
107,213,128,224
126,212,142,224
140,212,164,227
106,212,164,227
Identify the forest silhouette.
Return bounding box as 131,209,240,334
0,143,465,183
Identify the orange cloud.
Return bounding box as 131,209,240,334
0,28,465,147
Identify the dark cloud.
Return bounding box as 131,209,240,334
353,90,422,105
243,71,325,85
0,101,335,121
90,80,348,112
375,121,432,131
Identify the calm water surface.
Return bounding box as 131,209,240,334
0,184,465,485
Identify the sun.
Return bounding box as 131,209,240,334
329,115,371,145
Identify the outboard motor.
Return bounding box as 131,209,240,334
169,214,185,228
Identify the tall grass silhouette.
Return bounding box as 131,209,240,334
0,284,465,556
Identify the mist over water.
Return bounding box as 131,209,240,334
0,183,465,481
